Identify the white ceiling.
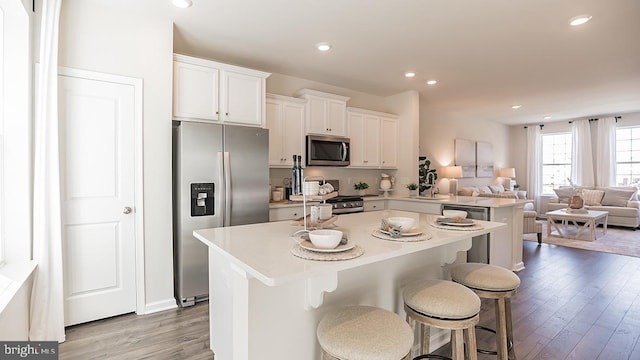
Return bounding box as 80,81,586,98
169,0,640,125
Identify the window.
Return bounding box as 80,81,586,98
542,133,572,194
616,126,640,188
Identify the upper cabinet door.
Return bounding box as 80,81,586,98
380,116,398,168
327,99,347,136
266,94,306,168
173,54,270,127
297,89,350,136
173,61,220,121
221,70,263,127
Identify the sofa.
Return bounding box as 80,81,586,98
458,184,526,199
547,187,640,229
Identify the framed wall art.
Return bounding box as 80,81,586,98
454,139,475,178
475,141,494,177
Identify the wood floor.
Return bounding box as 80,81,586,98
59,241,640,360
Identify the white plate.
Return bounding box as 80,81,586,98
379,227,423,236
298,239,355,253
438,219,475,227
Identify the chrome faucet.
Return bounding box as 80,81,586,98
426,172,436,197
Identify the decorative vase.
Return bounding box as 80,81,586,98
568,195,584,209
358,189,366,196
380,177,391,190
409,189,418,197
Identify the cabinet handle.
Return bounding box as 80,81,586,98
293,213,298,217
373,205,377,209
216,111,219,115
225,112,229,116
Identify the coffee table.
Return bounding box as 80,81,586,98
545,209,608,241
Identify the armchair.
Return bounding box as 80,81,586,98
523,203,543,244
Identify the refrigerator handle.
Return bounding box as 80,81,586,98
217,151,226,225
223,151,231,226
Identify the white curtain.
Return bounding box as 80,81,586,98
595,117,617,187
526,125,542,206
30,0,65,342
571,119,595,187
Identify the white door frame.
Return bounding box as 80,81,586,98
58,67,146,315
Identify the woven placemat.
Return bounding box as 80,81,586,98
291,244,364,261
370,229,433,242
430,221,484,231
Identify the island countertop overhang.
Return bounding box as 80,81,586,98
194,210,507,287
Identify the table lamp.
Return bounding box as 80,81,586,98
445,166,463,195
498,168,516,190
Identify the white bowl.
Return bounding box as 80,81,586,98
443,210,468,219
308,229,343,249
386,217,416,232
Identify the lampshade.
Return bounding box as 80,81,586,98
445,166,463,179
498,168,516,178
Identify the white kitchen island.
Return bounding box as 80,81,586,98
194,210,506,360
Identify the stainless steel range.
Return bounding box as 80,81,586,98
325,195,364,214
323,180,364,214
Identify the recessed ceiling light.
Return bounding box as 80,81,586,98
544,115,552,120
512,105,522,109
172,0,192,8
316,43,332,51
569,14,592,26
405,72,416,78
426,80,438,85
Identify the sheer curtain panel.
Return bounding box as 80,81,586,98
571,119,595,187
29,0,65,342
526,126,542,207
595,117,617,187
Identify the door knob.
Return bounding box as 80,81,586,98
123,206,133,214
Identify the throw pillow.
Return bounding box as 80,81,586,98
582,189,605,206
458,187,477,196
477,185,492,194
601,188,636,207
489,184,505,193
554,187,576,203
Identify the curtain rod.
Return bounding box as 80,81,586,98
569,116,622,124
523,124,544,129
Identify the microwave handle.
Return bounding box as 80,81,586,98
341,142,347,161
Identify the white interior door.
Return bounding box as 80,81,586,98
58,73,137,326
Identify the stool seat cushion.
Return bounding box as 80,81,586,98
403,279,480,319
317,305,413,360
450,263,521,291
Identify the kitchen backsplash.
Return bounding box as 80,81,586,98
270,168,398,196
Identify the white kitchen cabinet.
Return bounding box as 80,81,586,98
347,110,380,167
347,107,398,169
266,94,306,167
173,54,270,127
269,206,308,221
364,200,386,212
380,116,398,168
296,89,349,136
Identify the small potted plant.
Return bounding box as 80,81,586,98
406,183,419,197
354,182,369,196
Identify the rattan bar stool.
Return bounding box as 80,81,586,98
450,263,521,360
403,279,481,360
317,305,414,360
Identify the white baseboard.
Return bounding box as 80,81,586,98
140,298,178,315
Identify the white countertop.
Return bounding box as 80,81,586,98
269,194,528,209
194,210,506,287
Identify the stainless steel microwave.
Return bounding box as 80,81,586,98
306,135,350,166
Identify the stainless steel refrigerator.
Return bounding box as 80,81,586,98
172,121,269,307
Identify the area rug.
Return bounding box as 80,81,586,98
523,222,640,258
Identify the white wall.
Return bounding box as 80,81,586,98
419,100,511,193
58,1,175,310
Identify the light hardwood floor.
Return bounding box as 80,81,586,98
59,240,640,360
